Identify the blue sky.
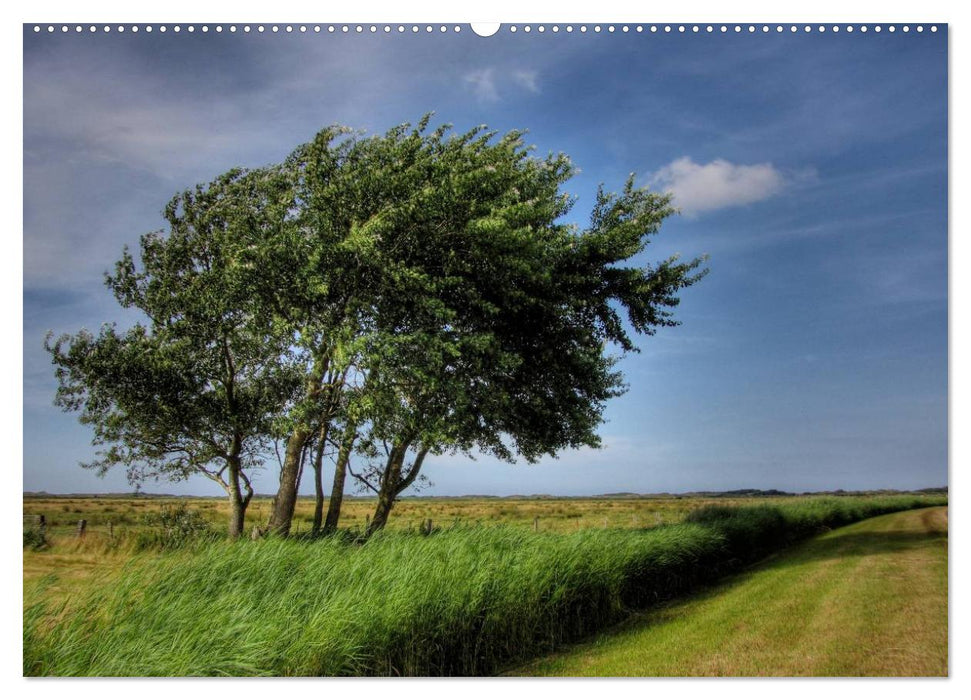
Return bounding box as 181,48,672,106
22,26,947,496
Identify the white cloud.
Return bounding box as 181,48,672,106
464,68,499,102
650,157,788,215
511,69,539,93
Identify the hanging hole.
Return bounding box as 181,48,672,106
470,23,500,37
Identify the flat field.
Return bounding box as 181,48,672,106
24,492,784,534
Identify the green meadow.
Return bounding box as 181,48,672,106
23,493,945,676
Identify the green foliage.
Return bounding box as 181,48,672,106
322,121,707,462
274,117,708,518
23,495,943,677
47,167,300,481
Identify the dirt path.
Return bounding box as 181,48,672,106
518,507,948,677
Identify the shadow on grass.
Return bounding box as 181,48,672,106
512,512,949,673
776,527,947,565
703,516,946,595
619,514,946,630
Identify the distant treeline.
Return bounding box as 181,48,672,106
23,487,948,500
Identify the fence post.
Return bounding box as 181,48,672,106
77,519,87,539
533,516,539,532
109,521,114,540
37,514,47,539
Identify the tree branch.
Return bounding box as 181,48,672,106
347,463,380,495
397,445,430,495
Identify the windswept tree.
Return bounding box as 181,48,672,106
271,117,708,534
261,125,385,536
47,168,300,538
48,116,706,539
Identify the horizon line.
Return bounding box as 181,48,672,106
22,486,949,500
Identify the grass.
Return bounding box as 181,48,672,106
22,493,797,539
23,494,944,677
518,506,948,676
20,493,806,590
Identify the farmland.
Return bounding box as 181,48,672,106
23,492,946,676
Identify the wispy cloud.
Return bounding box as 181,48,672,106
511,69,539,93
650,157,790,215
463,67,540,102
464,68,498,102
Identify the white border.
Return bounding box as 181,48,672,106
5,2,963,699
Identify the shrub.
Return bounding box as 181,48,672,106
23,526,49,551
133,502,219,551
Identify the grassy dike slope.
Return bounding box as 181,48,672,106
519,506,948,677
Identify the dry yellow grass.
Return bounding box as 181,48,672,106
22,493,800,536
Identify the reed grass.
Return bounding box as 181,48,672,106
23,494,944,677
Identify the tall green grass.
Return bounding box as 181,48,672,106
23,495,944,677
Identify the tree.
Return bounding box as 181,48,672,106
280,118,708,534
48,117,707,539
260,125,384,536
47,168,300,538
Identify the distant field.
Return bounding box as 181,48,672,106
26,490,939,536
517,506,948,677
23,492,793,535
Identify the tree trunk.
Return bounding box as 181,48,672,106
366,443,429,537
268,358,342,537
228,486,247,539
324,422,357,533
267,426,311,536
367,446,405,536
367,477,398,535
226,449,251,540
311,424,329,535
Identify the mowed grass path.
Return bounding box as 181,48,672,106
518,506,948,677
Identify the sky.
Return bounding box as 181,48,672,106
22,24,948,496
